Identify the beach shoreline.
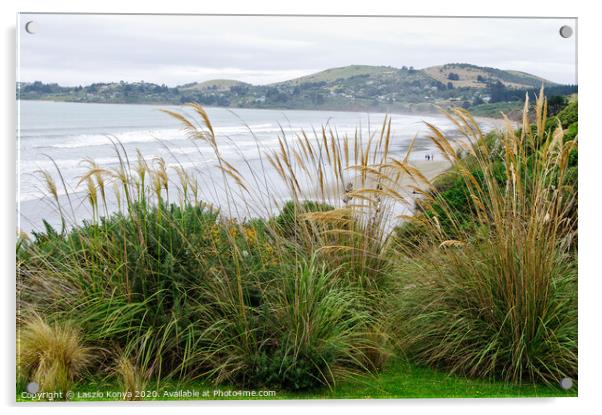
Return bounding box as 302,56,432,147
307,159,452,204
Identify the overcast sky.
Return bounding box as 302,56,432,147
18,14,577,86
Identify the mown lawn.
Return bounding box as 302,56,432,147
17,359,577,402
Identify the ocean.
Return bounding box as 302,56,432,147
17,100,489,233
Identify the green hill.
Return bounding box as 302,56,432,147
17,63,575,116
276,65,400,85
179,79,250,92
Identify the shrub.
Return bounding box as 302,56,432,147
393,131,507,247
548,100,577,130
274,200,334,240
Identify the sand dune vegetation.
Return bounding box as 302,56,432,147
16,89,577,400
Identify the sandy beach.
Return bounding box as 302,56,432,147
307,158,452,204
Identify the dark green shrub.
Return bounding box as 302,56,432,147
394,158,506,246
274,200,334,240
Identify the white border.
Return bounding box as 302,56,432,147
2,1,600,414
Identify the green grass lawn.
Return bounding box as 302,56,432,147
17,359,576,402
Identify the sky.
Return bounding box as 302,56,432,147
17,14,577,86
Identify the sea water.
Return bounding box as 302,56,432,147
17,100,485,233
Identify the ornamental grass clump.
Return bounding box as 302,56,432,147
18,314,91,397
385,90,577,384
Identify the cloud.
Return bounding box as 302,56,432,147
18,14,577,86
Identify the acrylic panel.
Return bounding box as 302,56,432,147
16,14,577,402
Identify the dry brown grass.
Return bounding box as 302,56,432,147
113,354,150,400
18,314,91,397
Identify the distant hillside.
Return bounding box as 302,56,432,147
17,63,576,116
276,65,397,85
179,79,250,92
423,63,555,89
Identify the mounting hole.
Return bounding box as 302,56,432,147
559,377,574,390
26,381,40,394
559,25,573,39
25,21,38,34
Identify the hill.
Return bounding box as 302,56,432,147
179,79,250,92
17,64,576,116
276,65,399,85
423,63,555,89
